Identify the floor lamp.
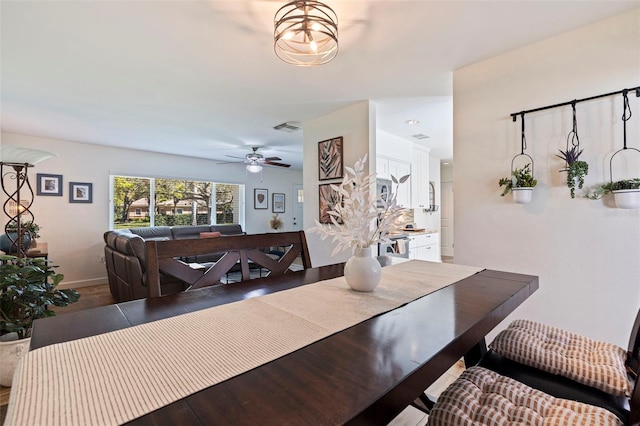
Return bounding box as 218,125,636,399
1,147,56,257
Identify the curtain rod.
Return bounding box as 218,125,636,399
511,86,640,122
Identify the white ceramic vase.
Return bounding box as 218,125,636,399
613,189,640,209
0,337,31,386
344,246,382,292
512,188,533,204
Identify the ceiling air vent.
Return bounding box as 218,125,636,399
273,122,302,133
412,134,430,140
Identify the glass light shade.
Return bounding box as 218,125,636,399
274,0,338,66
0,146,57,166
247,164,263,173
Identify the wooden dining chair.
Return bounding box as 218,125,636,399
145,231,312,298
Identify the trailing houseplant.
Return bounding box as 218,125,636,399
587,178,640,208
498,163,537,203
556,146,589,198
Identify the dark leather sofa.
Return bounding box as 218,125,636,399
103,224,244,302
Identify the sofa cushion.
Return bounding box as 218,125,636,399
490,319,631,397
128,226,172,240
172,225,212,240
199,231,221,238
428,366,623,426
210,224,244,236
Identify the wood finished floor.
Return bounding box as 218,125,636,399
1,257,462,425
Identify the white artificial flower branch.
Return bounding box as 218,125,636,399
313,154,409,256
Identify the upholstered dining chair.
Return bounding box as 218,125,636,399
427,366,640,426
477,309,640,422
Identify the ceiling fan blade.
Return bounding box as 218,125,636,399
264,161,291,168
225,154,247,160
216,160,244,165
264,156,282,161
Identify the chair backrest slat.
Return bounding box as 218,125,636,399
145,231,312,298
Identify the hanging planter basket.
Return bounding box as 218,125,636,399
512,187,533,204
498,113,537,204
608,89,640,209
612,189,640,209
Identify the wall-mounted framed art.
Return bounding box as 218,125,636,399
36,173,63,196
254,188,268,209
69,182,93,203
318,184,342,224
272,193,285,213
318,136,343,181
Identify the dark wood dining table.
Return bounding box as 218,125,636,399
30,258,538,425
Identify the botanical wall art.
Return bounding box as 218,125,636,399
69,182,93,203
36,173,63,196
318,136,343,181
318,184,341,224
254,188,268,209
272,193,285,213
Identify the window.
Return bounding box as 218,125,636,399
110,176,244,230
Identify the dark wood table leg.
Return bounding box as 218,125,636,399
463,337,487,367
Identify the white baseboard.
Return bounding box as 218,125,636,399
58,277,108,289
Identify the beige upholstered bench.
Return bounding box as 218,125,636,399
490,319,632,397
427,366,623,426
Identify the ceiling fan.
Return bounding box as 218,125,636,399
217,147,291,173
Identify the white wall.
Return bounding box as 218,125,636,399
1,132,302,288
453,9,640,347
303,101,375,267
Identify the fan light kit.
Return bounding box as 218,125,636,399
274,1,338,66
217,147,291,174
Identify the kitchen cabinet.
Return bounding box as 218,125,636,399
411,148,430,209
376,156,411,208
408,232,440,262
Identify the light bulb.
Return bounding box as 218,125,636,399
310,40,317,52
246,164,263,173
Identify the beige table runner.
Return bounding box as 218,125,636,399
5,261,482,426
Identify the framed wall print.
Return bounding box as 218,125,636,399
318,136,343,181
36,173,63,196
272,193,285,213
318,184,342,224
69,182,93,203
254,188,268,209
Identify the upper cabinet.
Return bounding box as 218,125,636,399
411,147,430,209
377,156,411,207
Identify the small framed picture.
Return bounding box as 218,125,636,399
36,173,63,196
69,182,93,203
318,136,343,181
272,193,285,213
318,184,342,224
254,188,268,209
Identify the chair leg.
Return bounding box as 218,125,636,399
410,392,435,414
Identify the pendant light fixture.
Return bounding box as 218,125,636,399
274,1,338,66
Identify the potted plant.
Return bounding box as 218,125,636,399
1,221,40,253
587,178,640,209
498,163,537,204
0,255,80,386
556,146,589,198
